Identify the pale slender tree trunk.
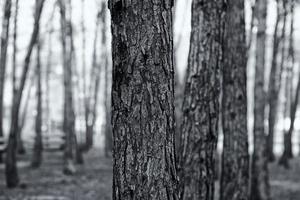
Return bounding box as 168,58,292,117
99,2,112,158
0,0,12,163
69,7,84,165
247,0,256,52
177,1,225,200
80,0,91,151
280,0,295,163
58,0,78,174
220,1,249,200
279,0,300,165
31,36,43,169
109,1,178,199
44,6,55,148
250,0,271,199
5,0,45,188
83,7,100,152
267,0,287,162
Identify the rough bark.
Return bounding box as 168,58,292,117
0,0,12,163
177,1,225,200
250,0,271,199
220,1,249,200
266,0,287,162
58,0,77,174
109,0,178,199
5,0,45,188
31,37,43,169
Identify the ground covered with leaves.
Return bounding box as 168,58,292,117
1,149,300,200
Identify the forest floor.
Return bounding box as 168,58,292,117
0,149,300,200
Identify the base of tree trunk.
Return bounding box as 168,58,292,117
104,149,112,158
5,165,19,188
75,146,84,165
278,154,290,169
17,138,26,155
31,154,42,169
17,148,26,155
287,150,293,159
267,152,276,162
63,159,76,175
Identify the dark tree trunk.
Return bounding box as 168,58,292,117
220,1,249,200
58,0,77,174
266,0,287,162
11,0,25,155
279,0,295,164
250,0,271,199
177,1,225,200
0,0,12,163
109,1,178,199
5,0,45,188
31,37,43,169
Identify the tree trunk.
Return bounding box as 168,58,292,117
247,0,256,52
109,1,178,199
80,0,91,151
177,1,224,200
11,0,25,155
250,0,271,199
18,76,35,154
173,0,184,157
83,11,98,152
266,0,287,162
220,1,249,200
5,0,45,188
100,2,112,158
280,0,295,162
58,0,77,175
44,7,55,152
31,37,43,169
0,0,12,163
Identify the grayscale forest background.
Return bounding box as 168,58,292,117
0,0,300,200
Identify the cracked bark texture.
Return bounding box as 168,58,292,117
250,0,271,199
178,1,225,200
220,1,249,200
109,0,178,199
